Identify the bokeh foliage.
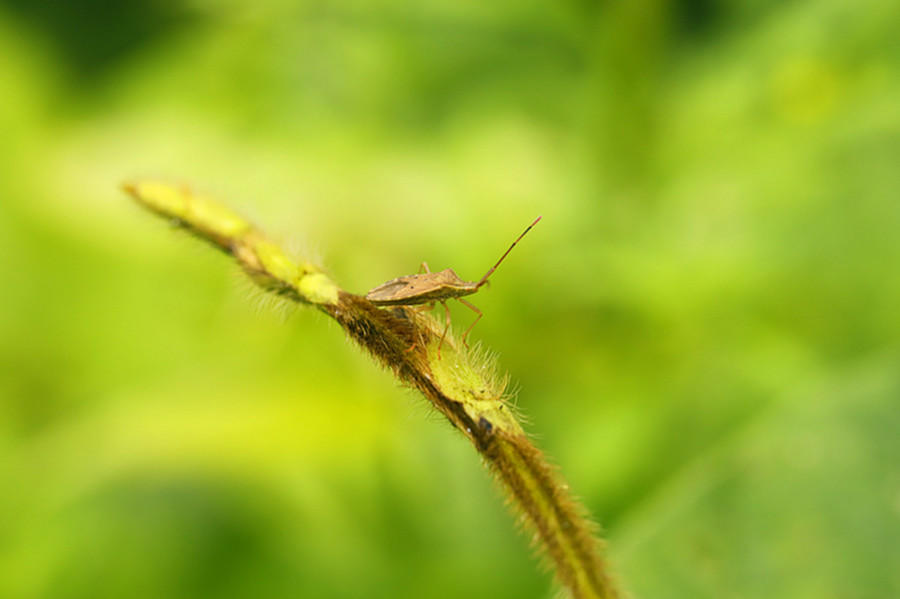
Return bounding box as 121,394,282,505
1,1,898,598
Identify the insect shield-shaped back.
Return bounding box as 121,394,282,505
366,269,477,306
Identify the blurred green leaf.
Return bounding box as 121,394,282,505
1,0,898,597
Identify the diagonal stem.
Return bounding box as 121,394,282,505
123,180,622,599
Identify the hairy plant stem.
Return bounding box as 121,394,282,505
124,181,621,599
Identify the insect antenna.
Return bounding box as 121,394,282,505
475,216,542,288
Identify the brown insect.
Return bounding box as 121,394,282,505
366,216,542,354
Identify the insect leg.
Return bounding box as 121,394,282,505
402,303,435,355
457,298,482,347
418,262,431,274
436,300,452,358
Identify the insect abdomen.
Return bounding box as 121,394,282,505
367,283,475,305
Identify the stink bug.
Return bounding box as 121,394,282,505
366,216,541,353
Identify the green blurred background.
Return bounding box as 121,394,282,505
1,1,898,597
